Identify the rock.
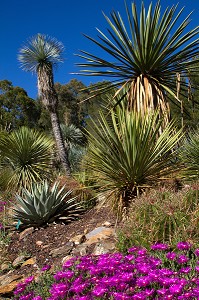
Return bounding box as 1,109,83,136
71,244,88,256
0,280,23,295
92,240,116,255
36,240,43,246
21,257,36,267
19,227,34,240
0,272,23,287
102,221,112,227
85,226,115,245
84,228,89,234
70,234,86,245
12,255,30,267
0,262,11,272
41,244,49,249
49,242,74,257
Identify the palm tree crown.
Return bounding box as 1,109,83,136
18,34,64,110
18,34,64,73
77,1,199,121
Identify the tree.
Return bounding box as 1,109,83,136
0,80,39,131
55,79,89,127
77,1,199,125
18,34,71,176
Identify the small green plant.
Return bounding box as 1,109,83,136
13,180,84,228
61,123,87,172
0,199,12,266
73,170,97,209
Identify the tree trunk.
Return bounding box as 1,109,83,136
50,111,71,176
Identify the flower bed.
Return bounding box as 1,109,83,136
14,242,199,299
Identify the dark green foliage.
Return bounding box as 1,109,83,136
55,79,90,128
0,80,40,130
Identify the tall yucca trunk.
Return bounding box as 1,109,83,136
50,111,71,176
37,65,71,176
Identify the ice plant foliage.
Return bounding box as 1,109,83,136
14,242,199,299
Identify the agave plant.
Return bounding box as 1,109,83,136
0,127,54,192
86,106,183,213
13,180,84,228
77,1,199,125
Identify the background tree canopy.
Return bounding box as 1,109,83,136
0,80,40,131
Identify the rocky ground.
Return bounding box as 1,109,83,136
0,203,122,298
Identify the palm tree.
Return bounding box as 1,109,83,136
18,34,71,176
77,1,199,124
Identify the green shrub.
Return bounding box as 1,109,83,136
116,186,199,253
13,180,84,228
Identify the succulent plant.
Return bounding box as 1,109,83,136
13,180,84,228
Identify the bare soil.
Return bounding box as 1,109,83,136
5,204,120,277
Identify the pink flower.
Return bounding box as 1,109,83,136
92,286,107,297
166,252,176,260
151,242,169,251
177,254,189,264
177,241,192,251
169,284,183,294
41,265,51,271
24,276,34,284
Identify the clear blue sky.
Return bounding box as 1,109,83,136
1,0,199,99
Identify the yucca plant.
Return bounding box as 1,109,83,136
77,1,199,125
60,124,86,171
13,180,84,228
0,127,54,192
86,107,183,213
180,129,199,179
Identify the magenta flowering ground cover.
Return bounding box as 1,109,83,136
14,242,199,299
